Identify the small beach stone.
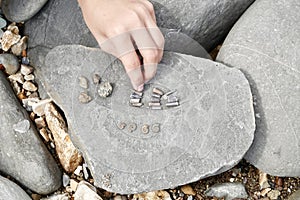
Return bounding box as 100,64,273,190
8,72,24,84
45,102,83,173
20,64,34,75
24,74,35,81
35,117,47,129
74,181,103,200
32,98,52,116
1,0,48,22
0,53,20,75
23,81,37,92
0,29,21,51
0,176,31,200
11,81,21,94
11,36,28,56
62,173,70,187
98,81,113,98
205,183,248,200
39,128,50,142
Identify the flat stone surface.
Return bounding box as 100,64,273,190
217,0,300,176
2,0,48,22
40,45,255,194
0,72,62,194
0,176,31,200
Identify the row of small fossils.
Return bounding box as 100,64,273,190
117,121,161,134
129,87,180,109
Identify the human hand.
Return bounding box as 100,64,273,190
78,0,165,91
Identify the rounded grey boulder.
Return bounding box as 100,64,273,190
217,0,300,176
0,71,62,194
0,176,31,200
2,0,48,22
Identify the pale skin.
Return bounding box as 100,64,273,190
78,0,165,91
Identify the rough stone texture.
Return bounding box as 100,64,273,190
0,176,31,200
0,72,62,194
1,0,48,22
217,0,300,176
74,181,103,200
39,45,255,194
204,182,248,200
44,103,83,173
24,0,254,53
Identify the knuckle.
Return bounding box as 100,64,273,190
122,56,141,70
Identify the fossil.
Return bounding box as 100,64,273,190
152,87,164,96
98,81,113,98
141,124,150,134
128,123,137,132
117,122,126,130
151,123,160,133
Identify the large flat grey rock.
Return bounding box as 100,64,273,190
0,176,31,200
39,45,255,194
217,0,300,176
0,72,62,194
24,0,254,53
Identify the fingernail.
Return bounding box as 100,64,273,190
137,84,144,92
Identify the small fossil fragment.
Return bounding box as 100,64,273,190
78,92,92,103
151,97,160,103
130,98,140,104
130,93,142,99
98,81,113,98
141,124,149,134
79,76,89,89
152,94,161,99
131,90,143,97
117,122,126,130
167,95,179,103
162,90,176,100
151,123,160,133
150,106,162,110
149,102,161,107
131,103,143,107
128,123,137,132
93,73,101,84
166,102,179,107
153,87,164,96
